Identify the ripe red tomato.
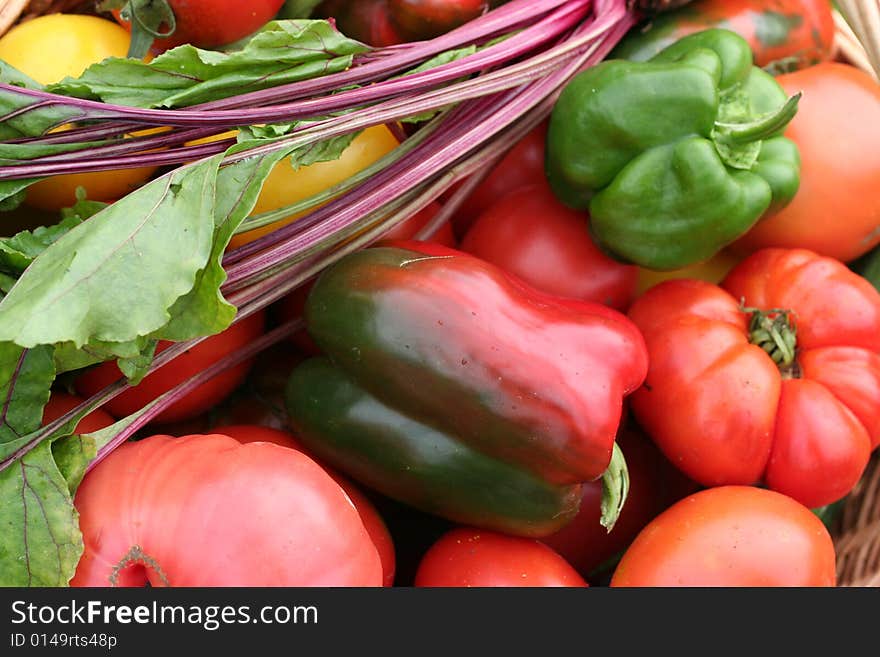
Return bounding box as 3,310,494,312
734,63,880,263
414,527,587,587
213,424,397,587
112,0,286,53
74,311,266,425
42,392,116,434
540,424,700,579
72,433,382,586
610,486,837,587
460,184,638,311
389,0,489,40
451,121,547,238
613,0,835,71
628,249,880,508
315,0,488,47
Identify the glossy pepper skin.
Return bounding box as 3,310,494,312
284,242,648,537
545,28,801,271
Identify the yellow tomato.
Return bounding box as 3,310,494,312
0,14,131,84
229,125,400,249
0,14,158,211
24,164,160,211
636,249,743,296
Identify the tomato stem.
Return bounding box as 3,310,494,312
743,304,799,373
108,545,170,587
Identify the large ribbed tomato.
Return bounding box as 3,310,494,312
72,433,382,586
628,248,880,509
214,424,397,587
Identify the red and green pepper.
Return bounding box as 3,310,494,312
284,242,648,536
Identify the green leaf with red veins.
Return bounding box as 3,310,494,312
0,156,221,352
0,440,83,586
48,20,368,109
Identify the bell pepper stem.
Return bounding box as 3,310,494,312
742,303,799,371
600,441,629,533
715,92,802,145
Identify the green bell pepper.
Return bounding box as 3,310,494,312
545,28,801,270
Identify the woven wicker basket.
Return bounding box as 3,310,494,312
1,0,879,587
0,0,87,33
834,453,880,586
825,0,880,588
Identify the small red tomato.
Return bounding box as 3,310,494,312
461,184,638,311
112,1,286,53
316,0,488,46
414,527,587,587
541,424,700,579
389,0,489,40
610,486,837,587
314,0,405,47
451,121,547,238
214,424,397,587
75,311,266,425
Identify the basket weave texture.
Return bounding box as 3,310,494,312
834,454,880,587
0,0,89,34
826,0,880,588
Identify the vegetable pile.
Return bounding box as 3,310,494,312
0,0,878,588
